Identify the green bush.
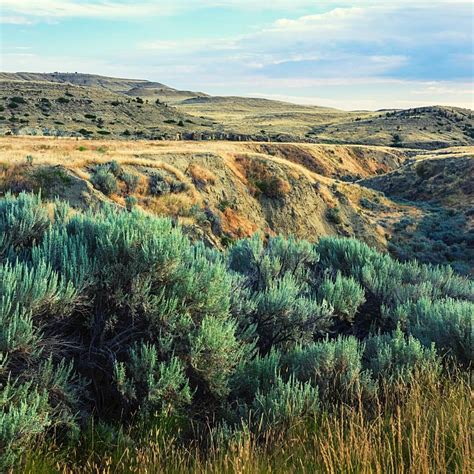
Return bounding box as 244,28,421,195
251,375,319,430
91,168,118,195
0,192,50,256
114,343,192,415
285,337,376,404
317,273,365,322
364,326,441,381
316,237,473,316
386,298,473,364
0,381,52,469
125,195,138,211
107,160,122,177
0,193,471,468
148,173,186,196
149,173,171,195
228,235,332,352
326,206,342,224
231,350,281,402
122,172,140,192
190,316,245,398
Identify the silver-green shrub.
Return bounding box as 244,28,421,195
285,337,377,404
386,298,473,364
0,193,471,467
364,326,441,381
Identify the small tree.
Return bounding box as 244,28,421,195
392,133,402,147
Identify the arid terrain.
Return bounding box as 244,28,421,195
2,0,473,469
1,73,473,148
1,136,472,273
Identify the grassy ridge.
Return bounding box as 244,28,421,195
1,72,473,147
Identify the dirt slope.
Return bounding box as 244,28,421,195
361,149,474,208
0,137,411,247
1,137,472,272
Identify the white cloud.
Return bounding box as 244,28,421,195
4,1,471,20
133,1,471,77
2,1,472,109
0,15,34,24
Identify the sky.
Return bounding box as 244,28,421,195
1,0,473,110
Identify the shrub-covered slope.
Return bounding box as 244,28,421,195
362,151,474,273
1,72,473,148
0,79,216,140
0,193,472,469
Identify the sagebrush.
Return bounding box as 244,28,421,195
0,193,472,471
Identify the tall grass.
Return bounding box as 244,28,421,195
20,372,472,474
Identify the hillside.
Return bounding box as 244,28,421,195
171,96,473,148
361,147,473,272
361,148,474,208
0,78,216,139
0,71,208,101
1,72,472,148
309,106,474,149
1,137,472,273
0,72,472,273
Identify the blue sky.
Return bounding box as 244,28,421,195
1,0,473,110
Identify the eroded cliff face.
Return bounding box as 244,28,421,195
1,137,472,271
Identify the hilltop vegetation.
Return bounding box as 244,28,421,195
1,73,473,148
176,97,474,149
0,193,472,472
0,79,215,140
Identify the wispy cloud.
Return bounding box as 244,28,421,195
134,2,472,81
1,1,174,19
2,1,472,109
1,15,34,24
1,0,324,20
4,0,472,20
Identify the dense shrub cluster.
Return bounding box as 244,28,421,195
388,208,473,274
90,164,118,195
149,172,188,196
90,161,143,197
0,193,472,468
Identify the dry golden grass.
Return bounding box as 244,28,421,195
220,207,258,238
20,373,472,474
0,136,424,180
186,163,217,187
145,193,198,219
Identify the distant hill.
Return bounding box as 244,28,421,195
0,77,216,139
309,106,474,149
0,72,473,148
0,72,170,93
0,72,209,103
174,97,473,149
